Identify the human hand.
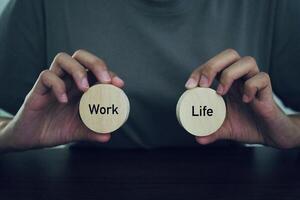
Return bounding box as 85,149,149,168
185,49,300,148
0,49,124,151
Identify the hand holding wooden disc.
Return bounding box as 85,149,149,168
176,87,226,136
79,84,130,134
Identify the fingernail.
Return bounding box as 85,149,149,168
185,78,197,89
243,94,250,103
100,71,111,83
81,78,89,89
199,75,209,87
61,94,68,103
217,84,224,95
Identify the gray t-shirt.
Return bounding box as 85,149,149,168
0,0,299,148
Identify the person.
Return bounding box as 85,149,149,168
0,0,299,152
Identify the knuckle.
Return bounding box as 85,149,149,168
73,49,86,58
54,52,68,63
253,66,260,74
260,71,270,79
225,48,240,59
260,72,271,83
242,56,257,66
244,80,251,88
201,63,215,77
221,69,232,82
40,70,51,80
244,79,255,90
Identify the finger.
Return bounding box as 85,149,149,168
72,49,111,84
195,135,218,145
33,70,68,103
72,129,111,143
195,124,229,145
185,68,201,89
83,132,111,143
50,52,89,92
217,56,259,95
243,72,272,103
109,71,125,88
185,49,240,89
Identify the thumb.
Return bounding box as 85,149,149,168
195,134,218,145
83,132,111,143
195,125,230,145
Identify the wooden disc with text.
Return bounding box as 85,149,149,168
176,87,226,137
79,84,130,134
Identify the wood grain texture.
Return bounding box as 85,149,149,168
176,87,226,136
79,84,130,134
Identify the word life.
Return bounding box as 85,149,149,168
192,105,213,117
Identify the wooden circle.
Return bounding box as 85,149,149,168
79,84,130,134
176,87,226,137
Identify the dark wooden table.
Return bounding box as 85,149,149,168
0,145,300,200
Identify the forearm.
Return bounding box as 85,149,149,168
289,114,300,138
290,114,300,125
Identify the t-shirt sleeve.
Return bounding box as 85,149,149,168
269,0,300,111
0,0,46,114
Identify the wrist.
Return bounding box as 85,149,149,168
263,112,300,149
254,100,293,148
0,118,20,153
287,115,300,147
